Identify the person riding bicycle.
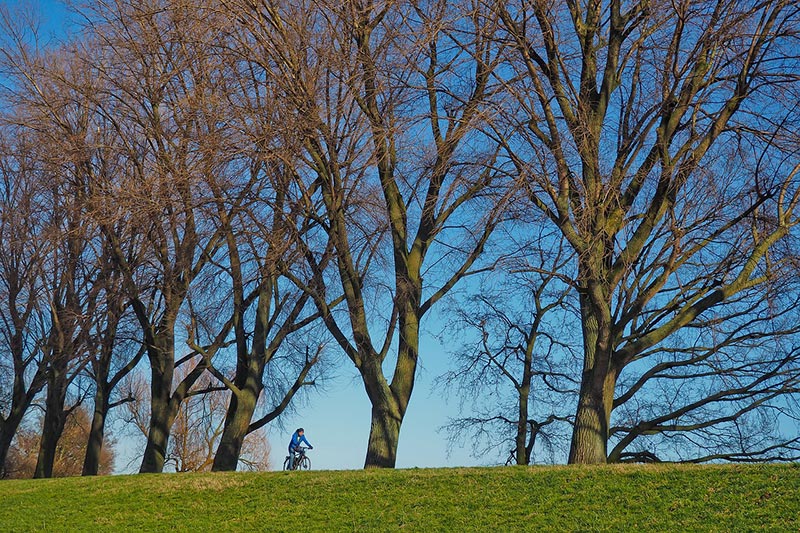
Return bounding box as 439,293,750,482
288,428,313,469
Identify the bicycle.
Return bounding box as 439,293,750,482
283,446,312,471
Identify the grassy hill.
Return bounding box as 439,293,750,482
1,464,798,532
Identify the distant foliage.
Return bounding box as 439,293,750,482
5,407,115,479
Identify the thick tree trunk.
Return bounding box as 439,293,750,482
568,293,616,464
0,424,16,477
364,400,403,469
139,382,172,473
33,408,67,479
212,398,252,471
362,305,418,469
569,375,615,464
34,359,69,479
212,380,260,471
139,327,177,474
82,386,109,476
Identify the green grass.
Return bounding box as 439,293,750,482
1,464,798,532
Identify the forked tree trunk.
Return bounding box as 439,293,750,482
212,363,262,472
0,369,45,477
361,294,420,469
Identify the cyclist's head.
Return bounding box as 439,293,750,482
296,428,304,435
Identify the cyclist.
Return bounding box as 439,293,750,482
288,428,313,469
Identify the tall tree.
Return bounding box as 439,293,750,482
79,0,230,473
22,55,107,480
497,0,800,463
189,36,327,470
232,0,511,468
0,131,49,476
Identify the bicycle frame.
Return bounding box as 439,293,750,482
285,447,311,471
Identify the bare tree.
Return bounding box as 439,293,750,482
440,227,576,465
72,0,239,473
189,48,327,470
125,367,271,472
0,130,49,476
0,18,152,477
229,0,512,468
496,0,800,463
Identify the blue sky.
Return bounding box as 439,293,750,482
267,332,485,470
3,0,70,38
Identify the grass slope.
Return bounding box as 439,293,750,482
1,464,798,532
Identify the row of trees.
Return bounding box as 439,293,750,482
1,0,799,477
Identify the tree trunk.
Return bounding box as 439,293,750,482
212,373,260,471
0,424,16,477
139,377,173,473
212,398,252,471
515,387,529,465
364,400,403,469
33,408,67,479
516,343,533,465
82,386,109,476
34,358,69,479
568,293,616,464
362,303,418,469
568,374,615,464
0,372,45,477
139,327,177,474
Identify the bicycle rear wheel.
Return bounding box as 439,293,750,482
283,456,292,471
298,456,311,470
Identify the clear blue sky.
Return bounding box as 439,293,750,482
12,0,492,472
267,332,484,470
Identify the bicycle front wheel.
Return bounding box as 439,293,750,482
298,456,311,471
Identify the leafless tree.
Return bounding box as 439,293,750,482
439,224,577,464
70,0,240,473
495,0,800,463
228,0,513,468
72,0,328,473
0,130,50,476
0,13,153,477
124,367,271,472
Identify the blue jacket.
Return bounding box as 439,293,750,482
289,431,311,451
